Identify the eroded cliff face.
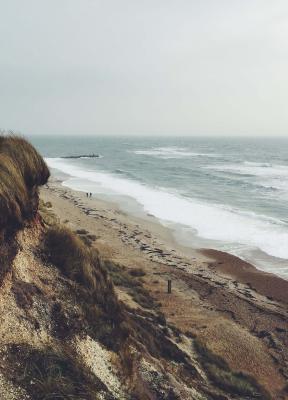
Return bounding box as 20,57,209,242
0,217,272,400
0,136,274,399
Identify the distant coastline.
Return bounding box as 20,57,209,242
61,153,101,159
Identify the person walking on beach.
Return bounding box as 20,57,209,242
86,192,88,198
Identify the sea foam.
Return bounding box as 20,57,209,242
46,157,288,260
208,162,288,177
132,147,219,158
206,162,288,194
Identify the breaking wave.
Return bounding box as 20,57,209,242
46,157,288,260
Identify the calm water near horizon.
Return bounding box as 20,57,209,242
30,135,288,278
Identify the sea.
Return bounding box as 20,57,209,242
30,135,288,279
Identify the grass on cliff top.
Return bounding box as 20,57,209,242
0,135,50,187
194,339,271,400
0,134,50,231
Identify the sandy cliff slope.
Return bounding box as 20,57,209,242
0,135,287,399
0,214,275,400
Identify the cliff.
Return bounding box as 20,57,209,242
0,135,277,399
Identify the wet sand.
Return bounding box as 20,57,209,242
203,249,288,305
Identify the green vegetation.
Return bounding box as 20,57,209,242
194,339,271,399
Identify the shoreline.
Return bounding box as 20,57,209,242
202,248,288,304
42,179,288,304
45,177,288,290
40,178,288,396
45,157,288,277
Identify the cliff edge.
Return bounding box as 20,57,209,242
0,136,276,399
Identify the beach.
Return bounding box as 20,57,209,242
4,1,288,396
41,178,288,396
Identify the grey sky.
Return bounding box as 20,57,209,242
1,0,288,136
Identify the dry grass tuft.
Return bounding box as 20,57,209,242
39,199,58,226
104,261,156,310
194,339,271,399
43,226,127,350
43,226,191,365
0,135,49,188
7,344,112,400
0,134,49,232
44,226,111,291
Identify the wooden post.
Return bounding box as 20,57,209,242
167,279,172,294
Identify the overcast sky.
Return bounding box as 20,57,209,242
1,1,288,136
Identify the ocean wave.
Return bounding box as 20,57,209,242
206,162,288,178
243,161,272,167
45,157,288,260
257,179,288,193
132,147,219,159
206,162,288,195
113,168,138,180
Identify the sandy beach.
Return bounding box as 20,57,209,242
41,179,288,397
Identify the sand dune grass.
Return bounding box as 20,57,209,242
43,225,189,364
0,135,49,187
43,226,127,350
0,134,49,231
